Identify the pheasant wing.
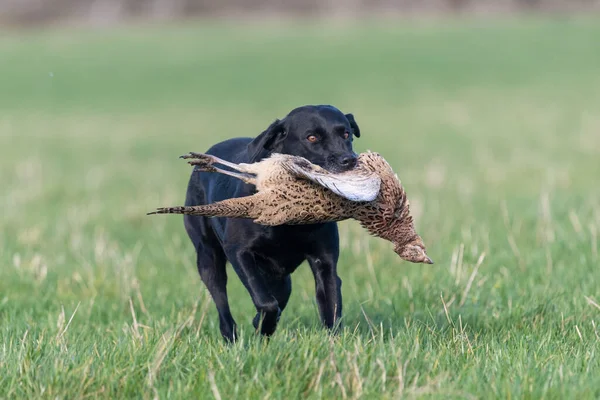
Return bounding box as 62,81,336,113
282,158,381,202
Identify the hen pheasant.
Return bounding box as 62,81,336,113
149,151,433,264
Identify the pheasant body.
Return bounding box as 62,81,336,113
149,151,432,264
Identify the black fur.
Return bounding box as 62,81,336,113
183,105,361,342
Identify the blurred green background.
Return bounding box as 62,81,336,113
1,7,599,399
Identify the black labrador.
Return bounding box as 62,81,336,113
183,104,361,342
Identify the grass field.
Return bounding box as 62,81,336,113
1,15,600,399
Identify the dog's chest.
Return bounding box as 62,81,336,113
250,225,328,275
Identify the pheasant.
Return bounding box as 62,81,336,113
149,151,433,264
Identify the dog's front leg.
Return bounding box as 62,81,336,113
307,254,342,333
229,250,282,337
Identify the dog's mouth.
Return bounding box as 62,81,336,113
307,158,337,173
324,163,347,174
302,154,357,174
324,160,357,174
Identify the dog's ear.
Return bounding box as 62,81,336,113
247,119,287,162
345,113,361,138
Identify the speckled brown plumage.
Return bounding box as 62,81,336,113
149,151,433,264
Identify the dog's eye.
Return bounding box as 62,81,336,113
343,132,350,139
307,135,318,143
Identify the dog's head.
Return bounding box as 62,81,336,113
247,105,361,173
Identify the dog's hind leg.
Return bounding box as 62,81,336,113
198,242,236,341
184,215,237,342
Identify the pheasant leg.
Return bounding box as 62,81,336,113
198,164,257,185
182,152,260,174
181,153,257,185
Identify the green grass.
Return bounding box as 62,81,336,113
1,15,600,399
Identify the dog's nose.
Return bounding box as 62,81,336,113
338,154,358,169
